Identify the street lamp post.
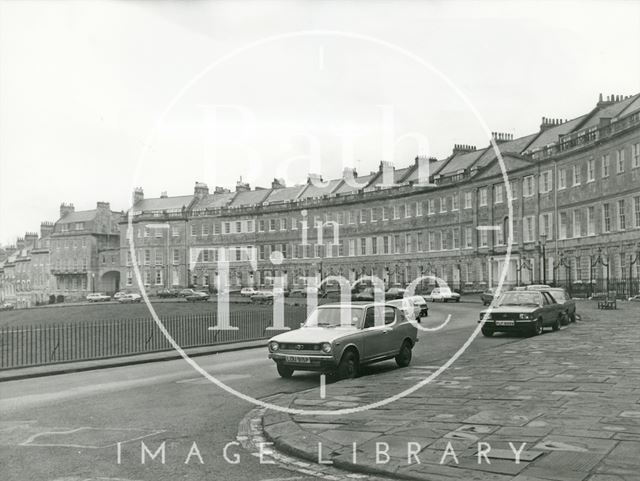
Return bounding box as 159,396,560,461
629,243,640,298
590,247,609,297
539,233,547,285
456,256,464,294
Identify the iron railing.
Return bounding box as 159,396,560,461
0,306,308,370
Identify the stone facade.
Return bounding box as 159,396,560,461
121,93,640,295
50,202,121,301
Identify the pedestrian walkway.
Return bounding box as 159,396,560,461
261,302,640,481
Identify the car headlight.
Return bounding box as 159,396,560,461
519,313,532,320
480,313,492,320
269,341,279,352
320,342,332,354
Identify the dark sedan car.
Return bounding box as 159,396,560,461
480,288,497,306
479,290,567,337
185,291,210,302
546,288,576,323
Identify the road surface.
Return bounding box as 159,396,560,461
1,301,529,481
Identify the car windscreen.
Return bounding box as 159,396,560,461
304,307,363,327
497,292,540,306
549,290,567,301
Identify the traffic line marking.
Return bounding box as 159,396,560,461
20,427,165,449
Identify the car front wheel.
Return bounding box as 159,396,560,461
277,364,294,378
337,351,359,379
395,342,412,368
528,319,543,337
481,326,494,337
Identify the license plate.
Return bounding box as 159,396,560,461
285,355,310,363
495,320,515,326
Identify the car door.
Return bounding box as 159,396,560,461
540,292,558,325
361,306,394,361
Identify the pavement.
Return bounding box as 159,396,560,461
261,301,640,481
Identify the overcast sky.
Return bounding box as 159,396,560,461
1,0,639,245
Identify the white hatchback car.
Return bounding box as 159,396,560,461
240,287,258,297
426,287,461,302
387,296,429,321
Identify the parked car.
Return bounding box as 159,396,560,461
353,287,386,301
387,295,428,321
629,295,640,302
546,288,576,323
240,287,258,297
179,288,197,297
0,302,15,311
251,291,274,304
113,291,127,301
478,290,566,337
86,293,111,302
480,288,498,306
267,303,418,378
292,286,327,297
385,287,406,300
425,287,461,302
157,288,180,298
525,284,552,291
118,293,142,303
185,291,210,302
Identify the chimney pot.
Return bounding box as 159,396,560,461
132,187,144,204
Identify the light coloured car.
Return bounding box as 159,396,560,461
240,287,258,297
86,293,111,302
113,291,127,301
118,293,142,303
525,284,552,291
387,296,428,321
267,302,418,378
251,290,274,304
426,287,461,302
186,291,210,302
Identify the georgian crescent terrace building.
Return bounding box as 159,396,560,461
1,92,639,305
120,93,640,298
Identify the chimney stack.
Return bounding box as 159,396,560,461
40,221,54,238
342,167,358,180
24,232,38,247
16,237,25,251
96,201,110,211
452,144,477,155
235,177,251,192
59,202,75,218
491,132,514,144
307,173,323,185
214,186,230,194
271,178,286,189
132,187,144,205
379,160,395,186
194,181,209,199
160,191,168,199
